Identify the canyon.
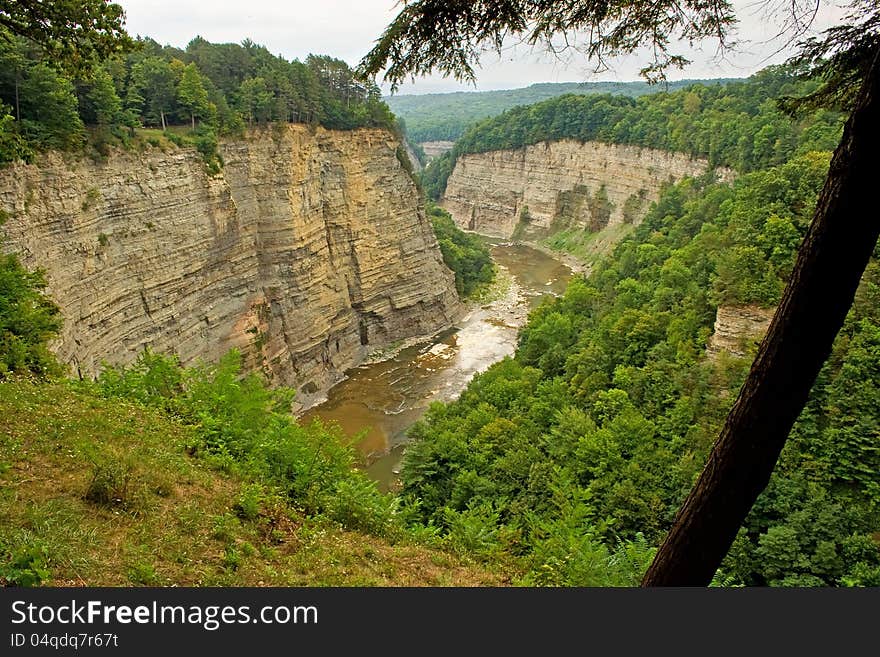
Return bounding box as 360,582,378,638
0,125,461,403
442,140,732,238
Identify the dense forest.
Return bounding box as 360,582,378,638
386,79,736,143
0,35,396,167
422,68,844,199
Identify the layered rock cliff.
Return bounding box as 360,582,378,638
0,125,461,401
442,140,731,238
707,304,775,360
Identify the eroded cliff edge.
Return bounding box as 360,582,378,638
0,125,462,402
442,140,731,238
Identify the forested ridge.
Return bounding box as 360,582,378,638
386,78,736,143
0,35,396,167
422,68,844,199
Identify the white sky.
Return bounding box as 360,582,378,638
117,0,849,94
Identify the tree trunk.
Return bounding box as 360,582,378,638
191,113,195,132
160,109,166,131
642,50,880,587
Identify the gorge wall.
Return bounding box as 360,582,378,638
442,140,731,238
0,125,461,403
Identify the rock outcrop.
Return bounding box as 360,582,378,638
707,304,775,360
442,140,731,238
420,141,455,163
0,125,461,401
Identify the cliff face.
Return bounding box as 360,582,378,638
442,140,730,238
707,305,775,360
0,125,461,400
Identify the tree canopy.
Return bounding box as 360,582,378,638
0,0,134,74
0,35,399,167
401,145,880,586
386,79,734,143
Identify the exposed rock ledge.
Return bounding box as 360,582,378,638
442,140,733,238
707,304,775,360
0,125,462,401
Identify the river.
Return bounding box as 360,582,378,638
300,241,574,491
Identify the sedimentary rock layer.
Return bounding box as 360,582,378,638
0,125,461,399
707,304,775,359
442,140,731,238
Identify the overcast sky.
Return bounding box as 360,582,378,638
117,0,848,95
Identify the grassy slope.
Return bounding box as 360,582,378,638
0,381,510,586
541,223,635,269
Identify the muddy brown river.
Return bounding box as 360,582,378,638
300,241,574,490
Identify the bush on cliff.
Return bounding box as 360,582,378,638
0,222,63,378
429,203,495,298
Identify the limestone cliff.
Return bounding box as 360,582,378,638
442,140,731,238
707,305,775,360
0,125,461,402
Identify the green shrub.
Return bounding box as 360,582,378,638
95,349,405,539
0,543,50,587
428,203,494,298
126,561,159,585
192,126,222,174
0,245,63,378
84,457,133,508
234,483,264,521
323,477,400,538
163,131,186,147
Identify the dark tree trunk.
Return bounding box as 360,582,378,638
642,50,880,587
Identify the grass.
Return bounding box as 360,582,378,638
0,380,511,587
541,222,634,265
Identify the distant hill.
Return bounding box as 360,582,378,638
386,79,741,143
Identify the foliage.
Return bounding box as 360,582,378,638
0,379,506,586
0,543,50,587
84,456,134,508
95,349,404,539
387,78,738,143
783,0,880,113
0,108,32,163
0,0,134,75
421,68,844,199
0,231,63,378
428,203,495,298
177,62,214,128
0,33,398,166
400,150,880,585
